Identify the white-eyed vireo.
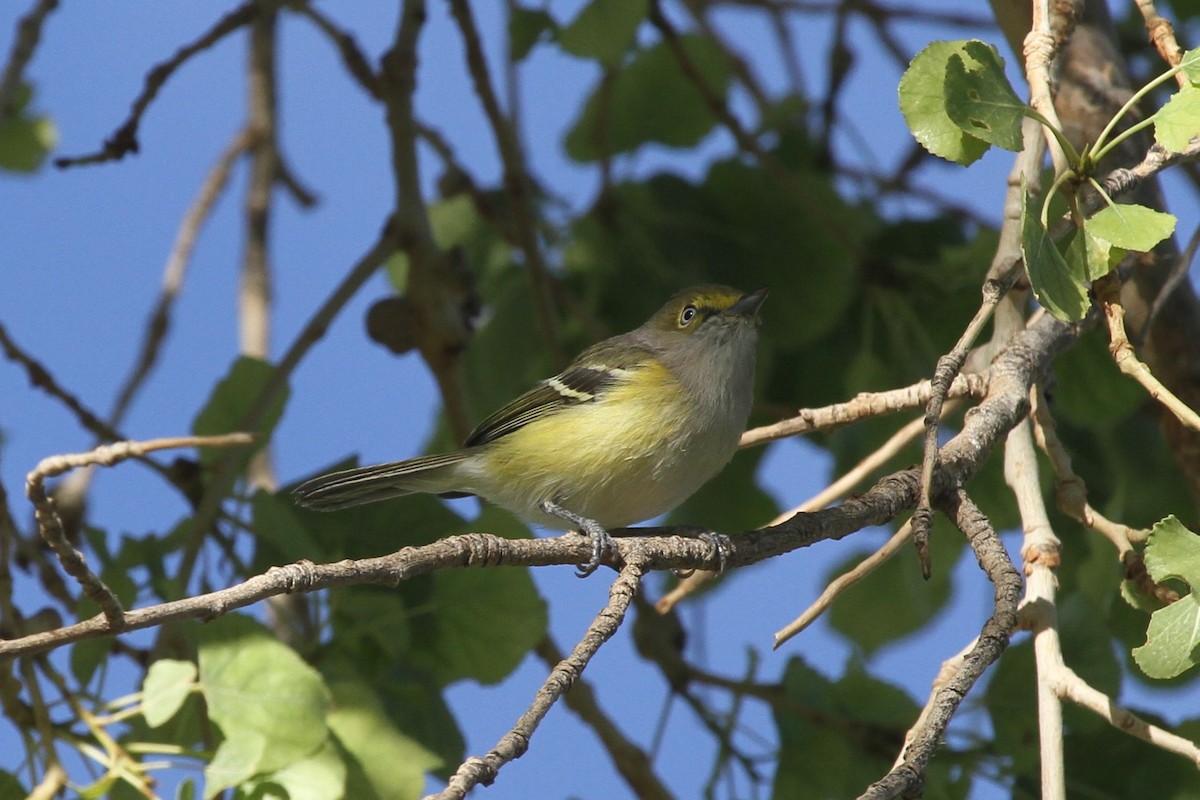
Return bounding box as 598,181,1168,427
294,284,767,576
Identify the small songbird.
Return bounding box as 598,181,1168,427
294,284,767,576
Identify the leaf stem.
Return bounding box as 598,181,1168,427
1023,106,1081,166
1090,60,1188,164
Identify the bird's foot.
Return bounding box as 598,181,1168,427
540,500,613,578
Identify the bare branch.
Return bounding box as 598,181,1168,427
428,561,649,799
0,0,59,125
773,520,912,648
859,491,1020,799
293,3,382,98
111,129,255,430
380,0,477,442
54,2,259,168
740,373,988,448
23,434,254,630
1133,0,1187,83
1096,273,1200,432
533,636,674,800
0,321,125,444
446,0,563,365
913,279,1010,576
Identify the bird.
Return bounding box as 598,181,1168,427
294,284,767,576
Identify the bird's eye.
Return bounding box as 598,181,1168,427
679,305,698,326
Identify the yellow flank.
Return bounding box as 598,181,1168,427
466,360,732,528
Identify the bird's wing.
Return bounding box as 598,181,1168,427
463,339,650,448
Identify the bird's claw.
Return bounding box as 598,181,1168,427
672,528,732,578
574,524,614,578
539,500,614,578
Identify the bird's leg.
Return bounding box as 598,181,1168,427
540,500,613,578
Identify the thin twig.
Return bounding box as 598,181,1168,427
0,0,59,125
533,636,674,800
381,0,476,442
110,128,256,430
1133,0,1187,85
24,434,255,629
1023,0,1075,177
722,0,992,28
859,491,1020,799
54,2,259,168
680,0,774,119
429,561,649,799
1054,662,1200,764
914,279,1009,576
0,321,125,443
242,3,280,492
446,0,563,365
1095,273,1200,432
664,406,946,613
773,520,912,648
293,3,382,98
1027,389,1174,603
739,373,988,448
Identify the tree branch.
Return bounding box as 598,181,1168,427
860,490,1020,799
54,2,259,168
0,0,58,125
428,560,650,799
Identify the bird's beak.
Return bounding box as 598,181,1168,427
729,287,769,317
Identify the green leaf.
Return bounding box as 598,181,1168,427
191,356,287,468
1132,516,1200,678
942,40,1027,151
71,636,112,686
377,670,465,780
1154,84,1200,152
0,83,57,173
175,780,195,800
197,615,331,776
330,586,413,663
327,676,441,800
772,657,911,798
1181,46,1200,84
558,0,647,67
508,6,556,62
1021,186,1090,321
1087,203,1177,252
985,639,1039,774
205,730,265,798
252,488,325,563
409,511,548,685
0,771,27,800
386,195,512,292
1051,328,1145,426
1068,227,1121,282
898,41,990,165
565,34,731,161
254,738,346,800
826,541,954,652
142,659,198,728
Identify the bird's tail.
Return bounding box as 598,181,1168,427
293,452,472,511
